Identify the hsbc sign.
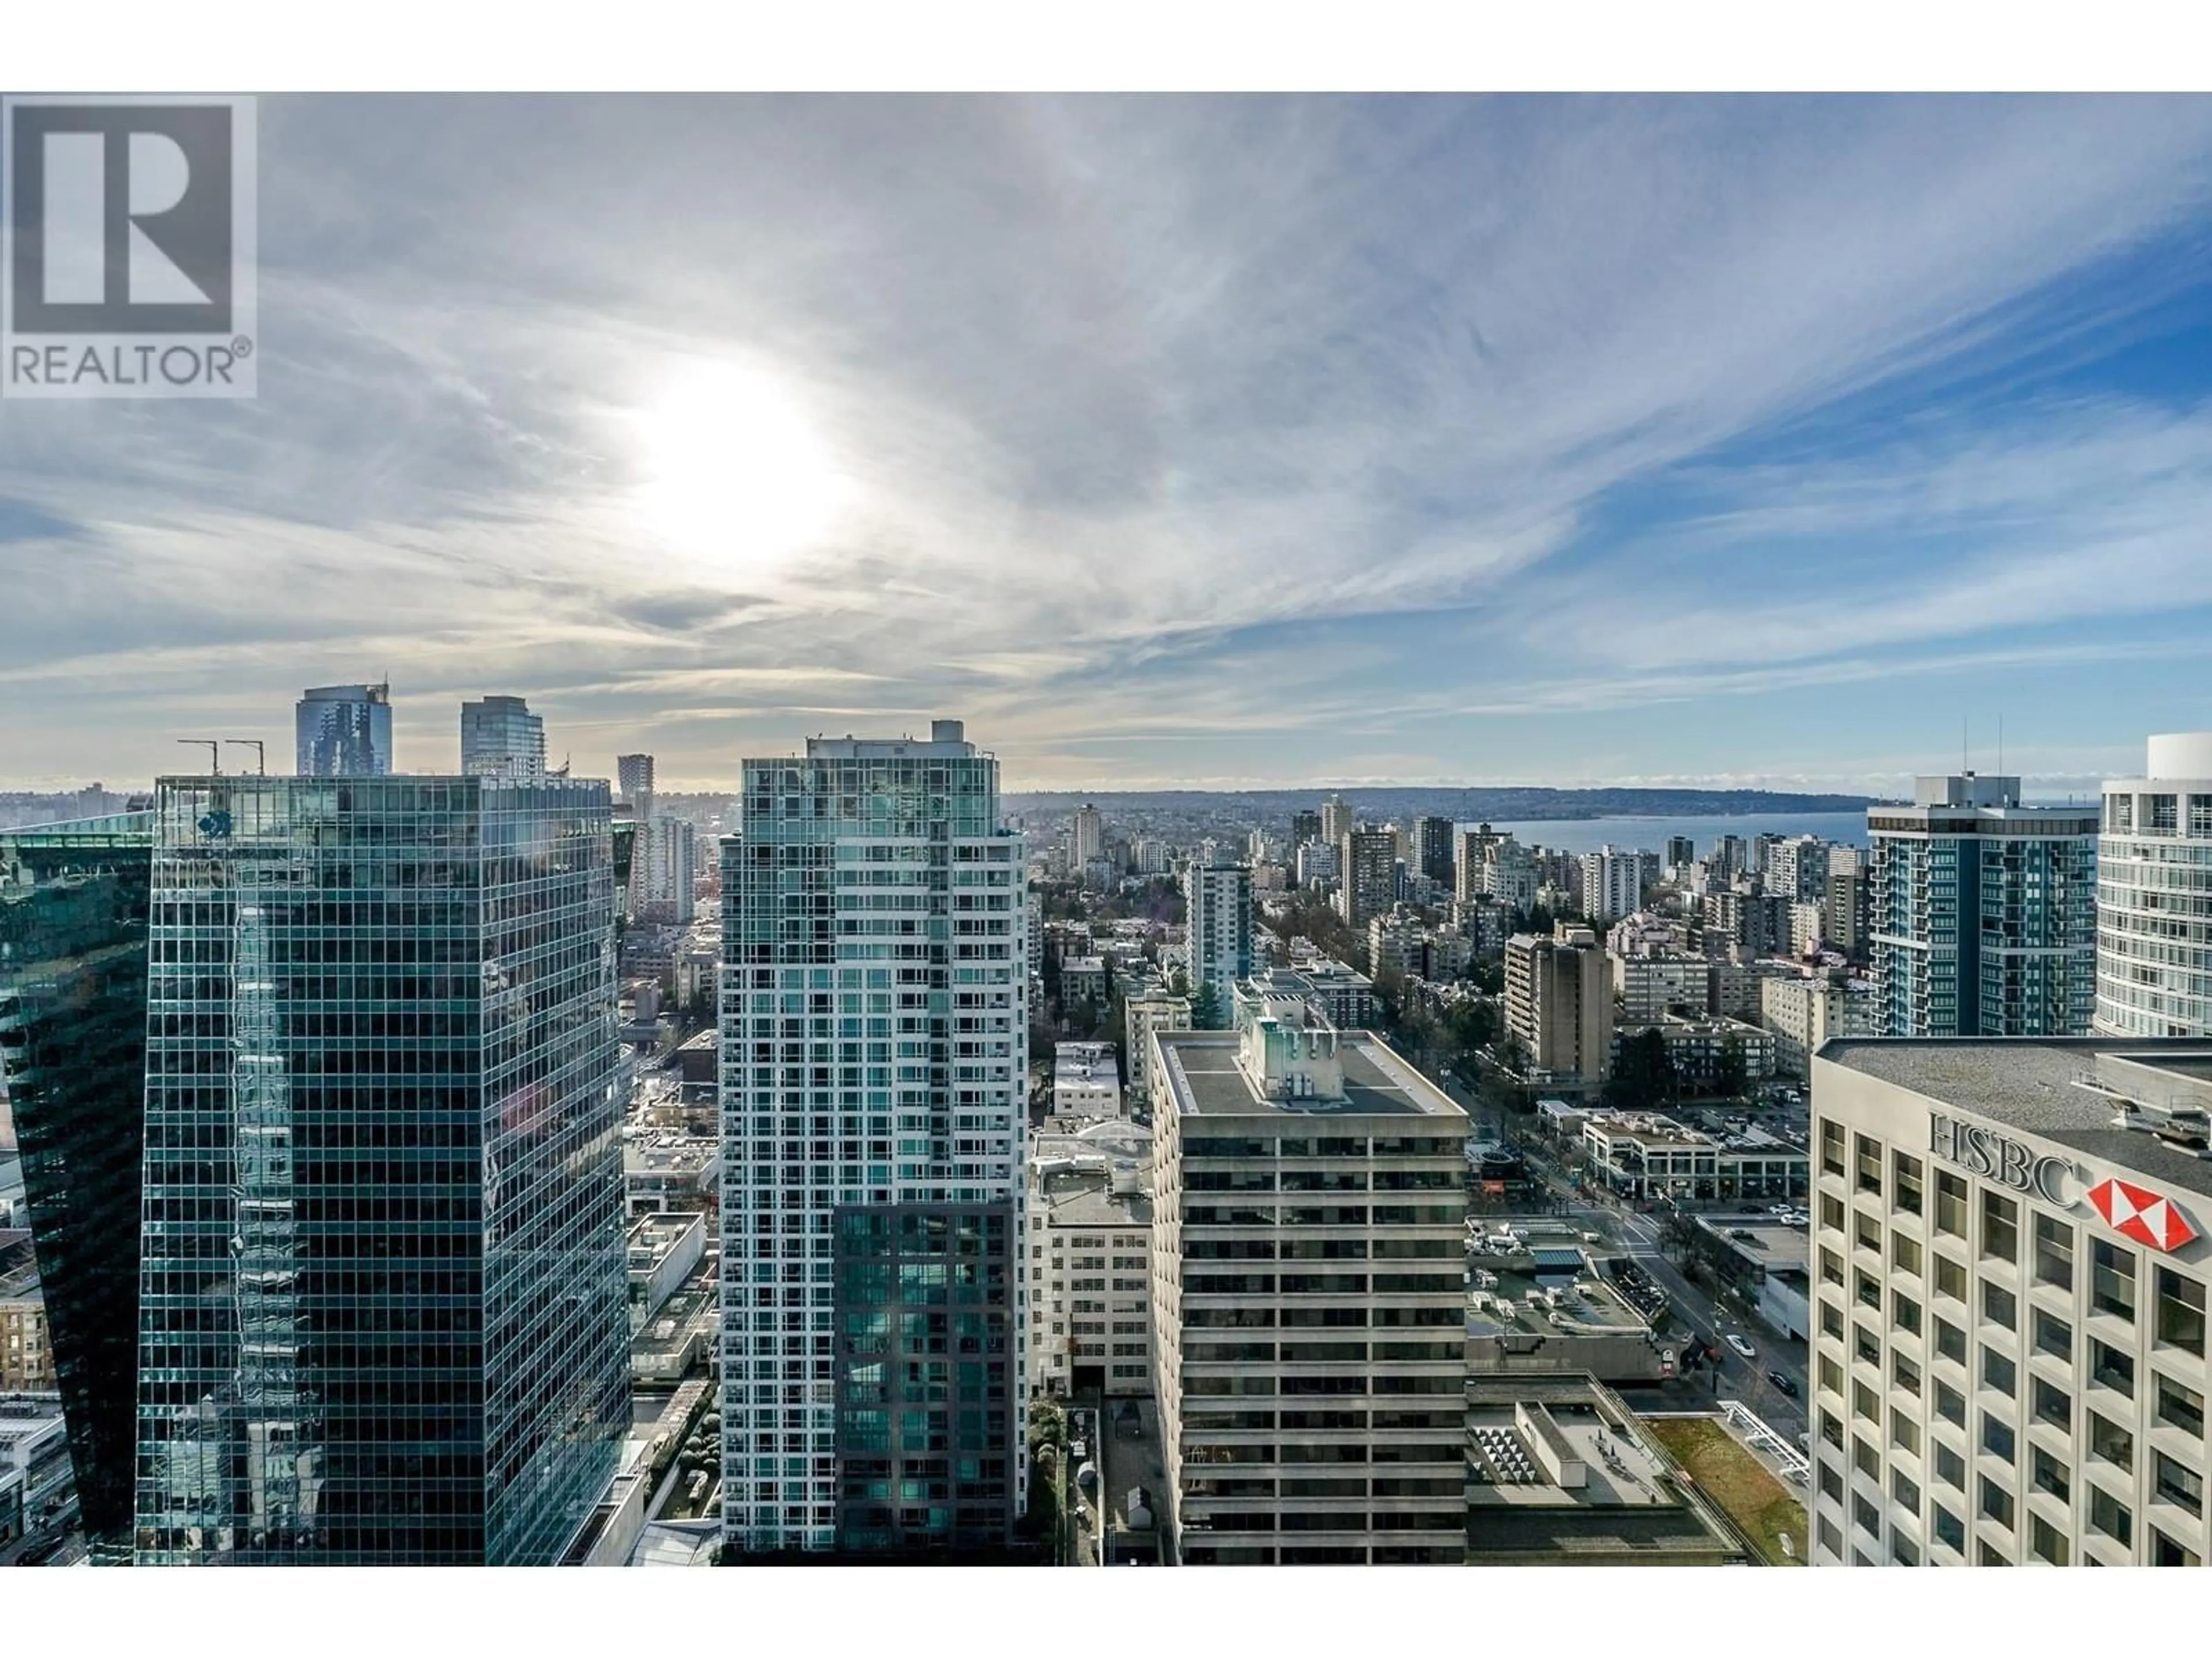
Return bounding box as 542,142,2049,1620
1927,1111,2202,1255
1928,1112,2075,1205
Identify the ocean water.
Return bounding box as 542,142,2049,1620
1464,810,1872,856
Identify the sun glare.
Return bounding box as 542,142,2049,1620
632,360,846,566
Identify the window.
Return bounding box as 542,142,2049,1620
1935,1171,1967,1238
1981,1346,2016,1395
1853,1493,1883,1537
1855,1134,1883,1195
1893,1534,1921,1566
2089,1487,2133,1549
2154,1268,2206,1357
2153,1451,2203,1517
1857,1270,1883,1313
2090,1339,2135,1398
1821,1192,1845,1232
2030,1514,2070,1566
2156,1374,2205,1438
2032,1306,2072,1363
1977,1539,2012,1566
1982,1281,2017,1332
1893,1233,1923,1276
1934,1317,1966,1366
1821,1247,1844,1289
1933,1505,1964,1553
1819,1518,1843,1560
1935,1443,1965,1491
1855,1435,1881,1479
1893,1351,1922,1397
1981,1189,2018,1264
1934,1255,1967,1303
2031,1443,2070,1504
1818,1458,1843,1501
1894,1150,1924,1215
1891,1409,1921,1455
1819,1354,1843,1396
2092,1240,2137,1322
1855,1211,1882,1254
1980,1475,2016,1529
1821,1300,1844,1340
2032,1213,2074,1291
1856,1325,1881,1368
2152,1529,2202,1568
1981,1412,2016,1465
1821,1119,1845,1177
2088,1411,2133,1474
1936,1380,1965,1429
1891,1469,1922,1513
1895,1293,1923,1337
2031,1376,2071,1432
1853,1381,1880,1425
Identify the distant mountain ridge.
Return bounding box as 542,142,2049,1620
1002,785,1889,820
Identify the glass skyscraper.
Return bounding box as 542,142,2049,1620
132,775,628,1565
459,695,548,781
1868,774,2099,1037
719,719,1027,1556
294,683,393,777
0,812,155,1560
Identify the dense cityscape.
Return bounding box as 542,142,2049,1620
0,688,2203,1569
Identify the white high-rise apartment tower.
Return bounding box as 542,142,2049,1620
2099,733,2212,1038
718,719,1029,1557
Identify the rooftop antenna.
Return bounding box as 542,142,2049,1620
177,738,221,775
1962,715,1969,777
1998,714,2005,779
223,738,266,775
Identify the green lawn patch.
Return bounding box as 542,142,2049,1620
1646,1416,1807,1566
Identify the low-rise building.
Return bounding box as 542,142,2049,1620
1583,1111,1718,1199
1061,955,1109,1009
624,1131,722,1217
1054,1041,1124,1119
1028,1165,1153,1399
1653,1013,1777,1092
627,1211,707,1331
1613,952,1709,1026
0,1257,52,1392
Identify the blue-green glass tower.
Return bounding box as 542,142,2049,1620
131,776,628,1565
0,812,155,1561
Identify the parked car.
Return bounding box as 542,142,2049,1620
1767,1369,1798,1396
1726,1334,1757,1359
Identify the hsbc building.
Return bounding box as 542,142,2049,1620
1808,1039,2210,1567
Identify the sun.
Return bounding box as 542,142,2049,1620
632,359,846,566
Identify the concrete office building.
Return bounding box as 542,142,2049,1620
459,694,547,781
1808,1039,2211,1567
718,719,1028,1557
293,683,392,777
1336,827,1398,930
1505,925,1613,1086
1869,776,2099,1039
133,775,629,1565
1186,861,1255,1010
2098,734,2212,1038
1148,993,1468,1565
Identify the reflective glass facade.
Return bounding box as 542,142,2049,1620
294,684,393,777
132,777,627,1565
459,696,547,782
0,813,154,1558
719,727,1027,1555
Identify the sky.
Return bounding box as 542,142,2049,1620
5,93,2212,797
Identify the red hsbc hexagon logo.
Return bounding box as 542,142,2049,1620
2085,1177,2200,1253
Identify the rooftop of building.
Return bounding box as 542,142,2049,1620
633,1281,717,1365
622,1132,718,1171
1582,1110,1713,1149
1465,1263,1649,1338
1155,1028,1463,1120
1054,1043,1119,1083
1819,1037,2212,1200
1694,1214,1810,1272
627,1211,705,1263
1035,1169,1153,1229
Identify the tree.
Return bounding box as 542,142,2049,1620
1190,980,1225,1030
1605,1027,1678,1112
